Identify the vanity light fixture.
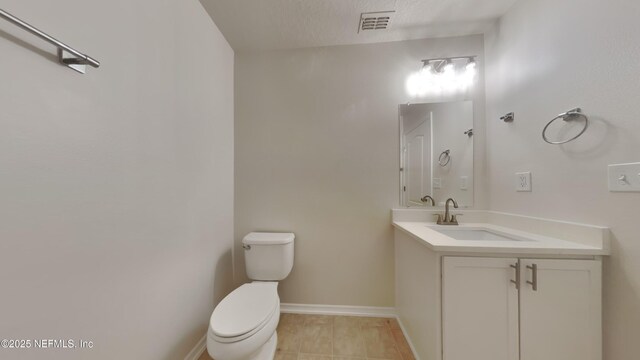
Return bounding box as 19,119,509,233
406,56,477,97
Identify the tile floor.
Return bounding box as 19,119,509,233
199,314,414,360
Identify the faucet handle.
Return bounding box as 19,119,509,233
450,213,463,224
433,214,443,225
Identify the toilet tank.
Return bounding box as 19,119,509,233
243,232,295,281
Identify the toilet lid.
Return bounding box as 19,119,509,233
210,283,279,338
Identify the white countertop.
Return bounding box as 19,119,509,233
393,221,609,256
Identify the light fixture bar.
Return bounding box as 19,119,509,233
407,55,478,96
421,55,477,65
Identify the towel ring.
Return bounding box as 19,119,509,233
438,149,451,167
542,108,589,145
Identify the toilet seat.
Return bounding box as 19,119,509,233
210,282,279,344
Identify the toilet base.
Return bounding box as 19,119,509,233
207,331,277,360
250,331,277,360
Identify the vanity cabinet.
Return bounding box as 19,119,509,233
442,257,602,360
393,226,605,360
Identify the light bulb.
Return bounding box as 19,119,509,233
465,58,477,77
457,58,477,90
421,63,433,75
438,60,455,92
466,57,476,69
443,60,454,73
406,72,421,97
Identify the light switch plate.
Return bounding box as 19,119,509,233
460,176,468,190
608,162,640,192
516,172,532,192
433,178,442,189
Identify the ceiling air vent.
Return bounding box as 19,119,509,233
358,11,395,33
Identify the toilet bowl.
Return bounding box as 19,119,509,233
207,232,294,360
207,282,280,360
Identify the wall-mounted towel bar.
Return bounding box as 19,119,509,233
0,8,100,74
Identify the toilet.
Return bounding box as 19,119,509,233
207,232,295,360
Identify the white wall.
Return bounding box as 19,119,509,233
484,0,640,358
0,1,234,359
235,35,485,306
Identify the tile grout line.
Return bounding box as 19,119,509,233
298,329,302,359
297,315,304,360
331,316,336,360
388,320,403,360
360,320,369,360
391,318,413,360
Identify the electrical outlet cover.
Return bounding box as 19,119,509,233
516,172,532,192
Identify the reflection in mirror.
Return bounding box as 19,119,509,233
400,101,473,207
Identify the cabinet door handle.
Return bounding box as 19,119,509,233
510,263,520,290
526,263,538,291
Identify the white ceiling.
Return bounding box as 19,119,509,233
199,0,518,52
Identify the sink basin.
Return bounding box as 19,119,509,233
428,227,531,242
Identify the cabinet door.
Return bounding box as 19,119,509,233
520,259,602,360
442,257,519,360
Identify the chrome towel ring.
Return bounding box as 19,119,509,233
438,149,451,166
542,108,589,145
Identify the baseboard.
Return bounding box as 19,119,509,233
184,334,207,360
280,303,396,318
396,317,421,360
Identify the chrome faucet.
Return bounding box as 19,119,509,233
436,198,460,225
420,195,435,206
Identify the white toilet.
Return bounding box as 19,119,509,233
207,232,294,360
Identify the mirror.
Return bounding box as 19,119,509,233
399,100,474,207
